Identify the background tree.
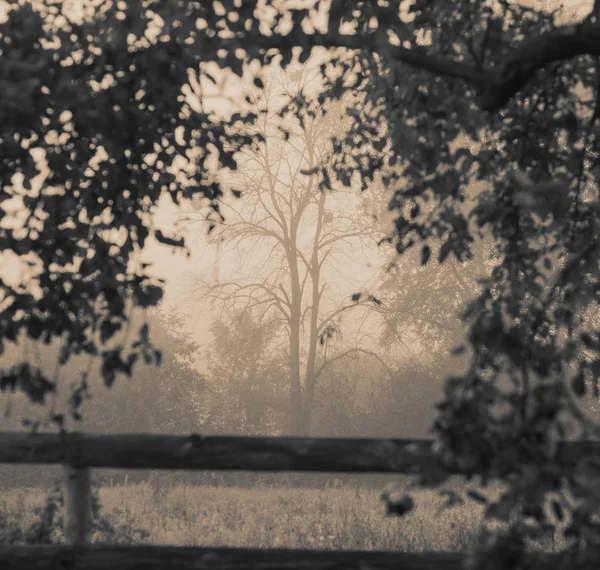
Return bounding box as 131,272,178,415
309,350,439,438
203,308,288,435
357,177,488,402
189,66,386,434
80,307,207,435
0,306,205,434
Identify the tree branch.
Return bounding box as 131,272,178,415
315,347,393,380
244,19,600,112
317,296,374,335
477,22,600,111
202,279,292,320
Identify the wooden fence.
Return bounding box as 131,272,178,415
1,432,595,569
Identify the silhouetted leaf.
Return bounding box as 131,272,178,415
101,319,122,344
421,245,431,265
134,284,163,308
551,500,564,522
572,372,586,397
467,490,488,504
382,492,415,517
154,230,185,248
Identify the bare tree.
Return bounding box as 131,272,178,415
189,65,386,434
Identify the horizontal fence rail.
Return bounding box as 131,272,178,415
2,545,473,570
1,431,599,471
0,432,439,472
1,431,598,570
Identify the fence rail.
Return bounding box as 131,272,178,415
1,431,597,569
0,432,440,472
1,431,598,471
3,545,472,570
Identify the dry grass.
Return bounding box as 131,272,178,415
0,481,486,551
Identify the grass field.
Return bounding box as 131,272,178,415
1,480,489,551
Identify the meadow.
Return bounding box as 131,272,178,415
1,479,489,551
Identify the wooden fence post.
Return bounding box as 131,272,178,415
64,465,92,546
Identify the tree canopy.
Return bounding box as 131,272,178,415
5,0,600,566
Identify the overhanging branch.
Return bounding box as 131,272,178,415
246,19,600,112
478,22,600,111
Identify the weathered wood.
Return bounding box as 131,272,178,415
0,432,598,473
0,545,470,570
0,432,442,473
63,465,92,546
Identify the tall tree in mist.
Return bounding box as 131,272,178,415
191,67,385,434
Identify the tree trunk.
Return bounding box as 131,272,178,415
289,324,303,434
302,191,327,435
288,238,304,435
301,374,316,435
